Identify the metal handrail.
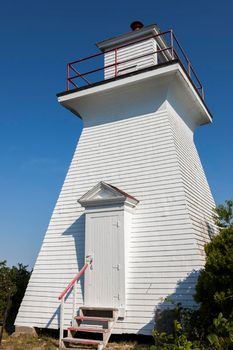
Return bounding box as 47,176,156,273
58,262,89,301
66,29,204,99
58,262,90,347
68,46,172,81
69,30,171,66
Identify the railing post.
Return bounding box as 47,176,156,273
188,62,191,77
59,297,64,348
114,48,118,78
170,30,174,59
58,263,90,348
67,64,70,91
201,86,204,100
72,281,77,326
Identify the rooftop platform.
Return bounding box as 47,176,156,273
58,27,205,100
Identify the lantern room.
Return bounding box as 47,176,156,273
96,22,171,79
63,21,205,104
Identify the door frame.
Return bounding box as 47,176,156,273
78,181,139,317
84,209,125,311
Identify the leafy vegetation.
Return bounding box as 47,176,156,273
151,200,233,349
151,303,233,349
152,319,201,349
194,199,233,332
213,199,233,229
207,313,233,350
194,226,233,325
0,261,31,332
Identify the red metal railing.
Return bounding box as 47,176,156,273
58,262,89,301
58,261,90,347
66,29,204,99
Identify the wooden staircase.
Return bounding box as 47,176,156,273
61,306,118,350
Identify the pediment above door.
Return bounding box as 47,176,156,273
78,181,138,208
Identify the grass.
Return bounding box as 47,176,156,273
107,342,151,350
1,332,59,350
1,332,152,350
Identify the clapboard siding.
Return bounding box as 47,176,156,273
16,96,215,335
167,104,216,250
104,38,157,79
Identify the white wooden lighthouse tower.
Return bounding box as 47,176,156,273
16,22,216,348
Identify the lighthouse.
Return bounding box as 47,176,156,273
15,22,216,349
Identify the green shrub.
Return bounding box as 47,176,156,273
0,261,31,332
152,199,233,348
194,227,233,327
207,313,233,350
152,319,202,349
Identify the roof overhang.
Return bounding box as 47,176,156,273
57,60,212,126
96,24,160,51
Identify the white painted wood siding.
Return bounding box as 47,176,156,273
167,103,216,254
104,38,157,79
16,100,215,335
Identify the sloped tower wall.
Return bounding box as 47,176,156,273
15,74,216,334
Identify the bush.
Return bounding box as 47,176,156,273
0,261,31,332
207,313,233,350
194,227,233,326
152,200,233,348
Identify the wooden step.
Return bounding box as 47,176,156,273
75,316,114,322
62,337,102,346
67,326,109,333
80,306,118,311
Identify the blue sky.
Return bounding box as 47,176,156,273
0,0,232,268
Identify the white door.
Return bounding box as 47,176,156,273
84,211,124,308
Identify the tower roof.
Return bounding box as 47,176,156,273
57,22,212,125
96,23,160,51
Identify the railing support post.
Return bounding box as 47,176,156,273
170,30,174,59
58,262,90,347
114,48,118,78
188,62,191,77
201,86,204,100
67,64,70,91
59,298,64,348
72,281,77,327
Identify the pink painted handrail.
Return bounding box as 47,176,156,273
58,262,89,300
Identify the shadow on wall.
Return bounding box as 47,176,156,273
45,286,75,328
62,214,86,299
46,307,60,328
46,214,85,329
205,220,216,239
138,270,200,336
